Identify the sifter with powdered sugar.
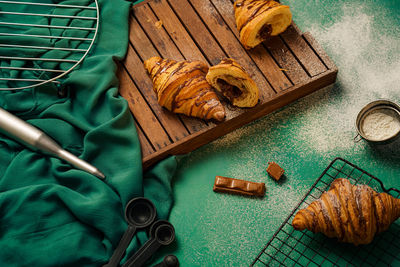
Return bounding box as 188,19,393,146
355,100,400,145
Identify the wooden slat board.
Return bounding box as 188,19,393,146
119,0,338,170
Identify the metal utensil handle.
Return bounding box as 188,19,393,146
353,133,363,143
104,225,137,267
152,255,179,267
0,107,43,146
0,107,63,155
122,237,160,267
0,107,105,179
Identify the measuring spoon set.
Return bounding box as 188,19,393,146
104,197,177,267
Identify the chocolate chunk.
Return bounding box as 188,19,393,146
257,23,272,41
216,78,243,101
266,162,284,181
213,176,265,197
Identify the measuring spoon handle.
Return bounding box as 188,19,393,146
104,225,137,267
152,255,179,267
122,238,160,267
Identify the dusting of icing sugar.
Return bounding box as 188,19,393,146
203,1,400,161
172,2,400,265
190,182,310,266
200,2,400,160
308,3,400,100
285,2,399,156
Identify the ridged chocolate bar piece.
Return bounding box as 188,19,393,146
213,176,265,197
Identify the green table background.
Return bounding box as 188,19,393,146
142,0,400,266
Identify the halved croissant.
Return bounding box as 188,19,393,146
292,178,400,245
144,56,225,121
206,58,259,107
234,0,292,49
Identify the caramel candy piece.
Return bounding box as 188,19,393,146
213,176,265,197
267,162,284,181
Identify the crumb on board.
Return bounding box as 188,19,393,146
155,20,163,29
279,68,289,72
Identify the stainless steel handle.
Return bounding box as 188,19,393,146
0,107,105,179
0,107,43,147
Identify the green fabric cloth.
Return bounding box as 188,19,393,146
0,0,176,266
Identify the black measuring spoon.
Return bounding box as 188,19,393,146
104,197,157,267
122,220,175,267
152,255,179,267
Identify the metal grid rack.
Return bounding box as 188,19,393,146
251,157,400,267
0,0,99,90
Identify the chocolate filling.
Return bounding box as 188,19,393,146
257,23,272,41
216,78,243,101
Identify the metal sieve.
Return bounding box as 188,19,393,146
0,0,99,90
355,99,400,145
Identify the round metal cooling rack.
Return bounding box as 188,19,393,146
0,0,99,90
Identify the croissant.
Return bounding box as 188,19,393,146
206,58,259,107
144,56,225,121
234,0,292,49
292,178,400,245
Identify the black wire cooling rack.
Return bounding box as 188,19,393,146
251,157,400,267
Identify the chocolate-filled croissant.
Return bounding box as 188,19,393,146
292,178,400,245
234,0,292,49
206,58,259,108
144,56,225,121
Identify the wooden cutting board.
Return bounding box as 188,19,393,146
118,0,338,170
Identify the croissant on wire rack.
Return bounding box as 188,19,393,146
206,58,259,108
234,0,292,49
144,56,225,121
292,178,400,245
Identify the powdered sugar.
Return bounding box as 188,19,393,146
209,2,400,158
188,182,310,266
171,1,400,265
309,4,400,101
362,109,400,141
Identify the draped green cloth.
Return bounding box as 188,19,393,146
0,0,176,266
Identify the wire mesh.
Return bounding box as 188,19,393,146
251,157,400,267
0,0,99,90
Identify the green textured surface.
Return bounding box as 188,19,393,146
153,0,400,266
0,0,176,266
